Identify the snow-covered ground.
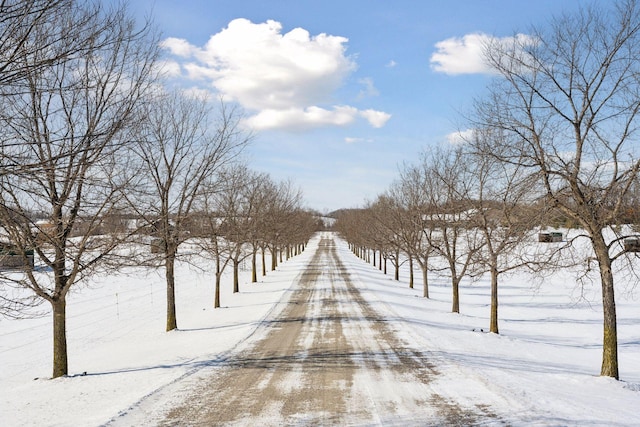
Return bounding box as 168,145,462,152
1,231,639,426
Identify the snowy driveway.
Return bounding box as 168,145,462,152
4,232,638,426
158,235,499,426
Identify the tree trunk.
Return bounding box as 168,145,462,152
593,234,619,379
379,251,382,271
451,277,460,313
270,246,277,271
251,250,257,283
394,262,399,281
233,259,239,293
489,262,499,334
421,264,429,298
215,272,221,308
214,253,221,308
52,298,68,378
165,253,178,331
261,247,266,276
373,249,376,267
408,256,414,289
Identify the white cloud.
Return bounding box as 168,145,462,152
386,60,397,68
359,109,391,128
194,19,355,110
160,37,196,57
160,18,391,132
430,32,536,75
156,59,181,78
244,106,358,131
446,128,475,145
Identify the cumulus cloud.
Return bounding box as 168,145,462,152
160,37,196,57
359,109,391,128
430,32,535,75
243,105,359,131
160,18,390,131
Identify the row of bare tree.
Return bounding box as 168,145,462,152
0,1,318,379
337,0,640,380
335,143,550,330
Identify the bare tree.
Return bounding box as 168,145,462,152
477,0,640,378
243,174,276,283
208,226,233,309
396,164,436,298
0,0,103,89
278,208,317,262
198,179,234,309
131,92,249,331
368,194,410,283
336,208,374,265
422,147,485,313
0,1,158,378
334,208,369,258
213,166,260,294
336,205,397,277
463,128,546,333
261,180,303,272
254,178,279,278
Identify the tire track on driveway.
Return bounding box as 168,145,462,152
160,233,500,426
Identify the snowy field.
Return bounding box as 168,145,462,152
1,231,639,426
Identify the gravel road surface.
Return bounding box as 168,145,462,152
160,235,499,426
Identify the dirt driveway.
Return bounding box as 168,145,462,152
160,235,499,426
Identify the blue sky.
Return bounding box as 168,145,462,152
125,0,586,213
